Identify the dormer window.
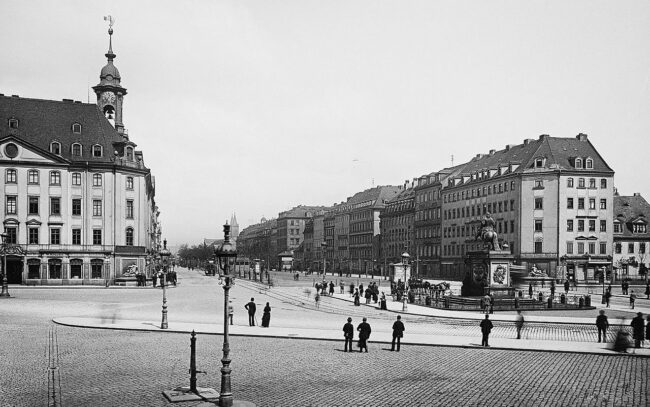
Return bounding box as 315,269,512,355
614,221,622,234
72,143,82,157
575,158,583,169
585,158,593,169
126,147,134,161
50,142,61,155
72,123,82,134
8,118,18,129
534,157,545,168
92,145,102,158
633,223,647,234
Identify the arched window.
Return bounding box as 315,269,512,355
92,173,102,187
575,158,583,169
72,143,82,157
49,171,61,185
126,227,134,246
50,142,61,155
585,158,593,169
28,169,39,184
72,123,82,134
92,145,103,158
5,169,17,184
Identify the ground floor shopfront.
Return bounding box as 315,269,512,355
3,245,147,286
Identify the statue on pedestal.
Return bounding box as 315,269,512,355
475,212,500,251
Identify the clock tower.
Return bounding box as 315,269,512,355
93,20,128,137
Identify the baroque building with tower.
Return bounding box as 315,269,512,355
0,25,160,285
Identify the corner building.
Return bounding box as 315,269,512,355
0,28,159,285
440,134,614,282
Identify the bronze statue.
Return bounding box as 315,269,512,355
475,212,501,250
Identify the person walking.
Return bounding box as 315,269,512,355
380,292,387,310
528,283,533,299
391,315,405,351
152,271,158,288
515,310,524,339
315,292,320,308
340,280,345,294
480,314,493,347
596,310,609,343
245,298,256,326
343,317,354,352
630,290,637,309
353,289,360,306
261,302,271,327
357,317,372,352
564,279,570,295
630,312,645,349
329,281,335,296
605,289,612,308
227,300,234,325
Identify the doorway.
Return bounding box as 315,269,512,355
5,257,24,284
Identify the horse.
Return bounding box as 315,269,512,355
476,229,500,251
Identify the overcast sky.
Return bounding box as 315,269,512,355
2,1,649,246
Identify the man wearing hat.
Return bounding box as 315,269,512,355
630,312,645,348
357,317,372,353
391,315,405,351
343,317,354,352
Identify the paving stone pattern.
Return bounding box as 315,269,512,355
1,322,648,407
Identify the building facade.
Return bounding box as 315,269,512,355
379,182,415,276
0,27,159,285
613,193,650,280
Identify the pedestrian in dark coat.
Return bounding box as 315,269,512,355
630,312,645,348
564,280,570,294
605,290,612,308
380,293,387,310
343,317,354,352
480,315,493,346
357,318,371,352
244,298,256,326
550,281,555,298
630,290,637,309
353,289,360,306
359,284,364,299
152,272,157,288
365,288,372,304
391,315,405,351
596,310,609,343
329,281,335,296
349,283,355,297
261,302,271,327
528,283,533,298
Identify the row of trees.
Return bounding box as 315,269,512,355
176,243,215,268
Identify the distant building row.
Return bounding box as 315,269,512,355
237,134,650,282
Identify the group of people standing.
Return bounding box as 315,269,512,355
351,281,381,306
243,297,272,328
342,315,405,352
596,310,650,352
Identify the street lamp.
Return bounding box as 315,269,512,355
160,239,171,329
401,251,410,312
0,233,9,298
321,242,327,276
214,222,254,407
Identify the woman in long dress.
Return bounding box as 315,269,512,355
261,302,271,327
353,289,360,306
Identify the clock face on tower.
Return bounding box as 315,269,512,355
101,92,116,104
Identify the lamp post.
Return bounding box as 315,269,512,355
214,223,254,407
160,239,171,329
0,233,9,298
402,251,410,312
321,242,327,276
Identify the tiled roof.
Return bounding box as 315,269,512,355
613,194,650,239
278,205,326,219
0,95,132,165
453,134,613,178
347,185,401,206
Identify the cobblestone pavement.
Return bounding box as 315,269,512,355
1,322,648,407
1,268,648,406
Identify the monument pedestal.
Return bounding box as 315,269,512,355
462,250,514,297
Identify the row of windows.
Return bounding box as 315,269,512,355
444,220,516,239
443,242,517,257
25,258,105,280
614,242,647,254
566,219,607,233
3,226,134,246
566,197,607,210
572,157,594,170
614,223,648,234
566,241,608,255
5,196,134,218
567,177,607,189
5,169,134,189
444,181,516,203
445,200,516,220
49,142,104,157
7,119,83,134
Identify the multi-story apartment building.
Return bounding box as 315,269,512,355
0,27,159,285
613,193,650,280
324,205,337,269
276,206,324,267
236,217,278,269
348,186,400,274
379,182,415,275
440,134,614,282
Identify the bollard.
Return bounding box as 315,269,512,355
547,297,553,309
189,330,198,393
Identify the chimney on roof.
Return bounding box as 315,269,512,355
576,133,588,141
523,139,535,145
539,134,549,140
634,193,641,197
489,149,496,155
505,144,515,151
11,95,19,98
